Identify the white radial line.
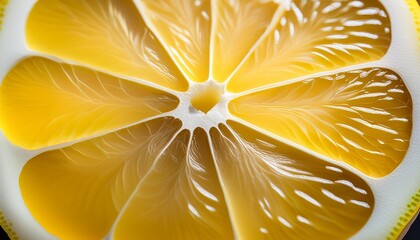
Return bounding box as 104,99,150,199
26,111,178,157
132,0,195,85
31,51,185,98
208,0,217,79
108,128,185,236
321,189,346,204
225,116,374,181
184,132,203,205
224,123,332,185
295,190,322,207
349,199,370,208
184,131,220,215
225,60,383,100
205,129,239,239
222,3,286,87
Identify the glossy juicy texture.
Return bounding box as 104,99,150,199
229,68,412,177
0,57,179,149
0,0,412,239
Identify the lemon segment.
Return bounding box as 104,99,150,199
226,0,392,93
0,0,419,239
210,121,374,240
229,68,412,178
114,129,233,240
0,57,179,150
26,0,188,92
210,0,279,82
138,0,211,83
19,118,182,240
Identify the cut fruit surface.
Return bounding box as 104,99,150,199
227,0,392,92
19,118,182,239
229,68,412,177
26,0,189,91
0,57,179,150
0,0,420,239
114,128,233,240
210,122,374,240
210,0,280,82
138,0,212,82
190,83,223,113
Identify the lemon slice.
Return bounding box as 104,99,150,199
0,0,419,239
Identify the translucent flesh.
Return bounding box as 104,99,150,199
114,129,234,240
211,0,279,82
191,85,222,113
229,68,412,178
26,0,188,91
210,122,374,240
139,0,211,82
0,0,413,239
227,0,392,93
0,57,179,150
19,118,182,240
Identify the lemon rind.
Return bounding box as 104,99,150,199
404,0,420,47
0,211,18,240
0,0,8,31
387,7,419,232
0,0,419,239
385,2,420,239
387,188,420,240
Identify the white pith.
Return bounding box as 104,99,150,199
0,0,419,239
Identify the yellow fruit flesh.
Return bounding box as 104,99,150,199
0,0,415,239
0,57,179,150
19,118,182,239
191,84,222,113
139,0,212,82
114,129,233,239
229,68,413,177
26,0,188,92
210,122,374,240
227,0,392,92
210,0,279,82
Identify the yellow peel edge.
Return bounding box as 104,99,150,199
0,211,19,240
387,1,420,239
0,0,9,31
387,188,420,240
404,0,420,47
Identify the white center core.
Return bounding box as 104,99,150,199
171,81,230,131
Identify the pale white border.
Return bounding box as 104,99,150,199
0,0,419,239
353,0,420,239
0,1,55,239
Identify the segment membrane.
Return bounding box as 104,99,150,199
26,0,188,91
210,121,374,240
0,57,179,150
19,118,182,240
138,0,211,82
211,0,279,82
114,129,233,240
227,0,391,92
229,68,412,177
